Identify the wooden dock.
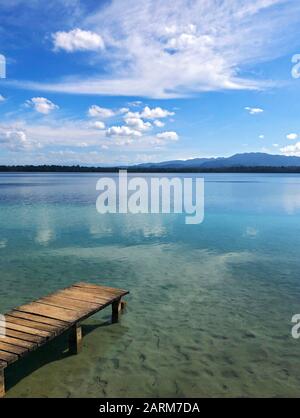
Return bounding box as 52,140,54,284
0,282,129,397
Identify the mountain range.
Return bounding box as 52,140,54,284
133,153,300,170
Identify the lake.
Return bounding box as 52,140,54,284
0,172,300,397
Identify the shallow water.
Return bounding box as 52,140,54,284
1,172,300,397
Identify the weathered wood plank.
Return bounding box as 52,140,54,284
0,367,5,398
0,341,26,356
5,315,59,333
69,324,82,355
0,360,7,370
112,298,122,323
0,320,52,338
16,302,82,323
0,336,36,350
4,328,45,344
73,282,128,295
62,286,114,303
40,295,100,312
72,283,117,294
57,288,112,305
71,285,119,299
0,350,18,364
9,311,68,327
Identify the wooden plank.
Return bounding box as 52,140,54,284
5,315,60,333
63,286,113,301
4,328,45,344
0,336,36,350
0,350,18,365
73,283,129,299
69,324,82,355
0,361,7,370
0,320,52,338
57,288,112,305
16,302,82,323
74,282,128,295
0,368,5,398
112,298,122,324
0,341,25,356
9,311,68,327
39,295,100,312
71,285,119,298
72,283,118,294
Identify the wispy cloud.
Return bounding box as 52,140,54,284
88,105,115,118
157,131,179,141
52,28,105,52
11,0,300,98
245,106,264,115
280,142,300,156
25,97,59,114
0,126,30,151
286,133,298,140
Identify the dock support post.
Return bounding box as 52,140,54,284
112,298,126,323
0,369,5,398
69,323,82,355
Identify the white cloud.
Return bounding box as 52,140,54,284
106,126,142,138
259,134,265,139
0,127,30,150
124,116,151,132
126,106,174,120
166,31,214,52
156,131,179,141
88,105,115,118
0,95,5,102
52,28,105,52
26,97,59,114
16,0,299,98
128,101,143,107
91,121,105,130
140,106,174,119
286,133,298,140
280,142,300,156
0,119,106,152
245,106,264,115
119,107,129,114
87,105,129,119
154,120,165,128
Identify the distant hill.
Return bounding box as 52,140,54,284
134,157,214,169
133,153,300,170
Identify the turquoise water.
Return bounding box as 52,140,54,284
1,172,300,397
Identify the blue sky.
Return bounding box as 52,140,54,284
1,0,300,165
